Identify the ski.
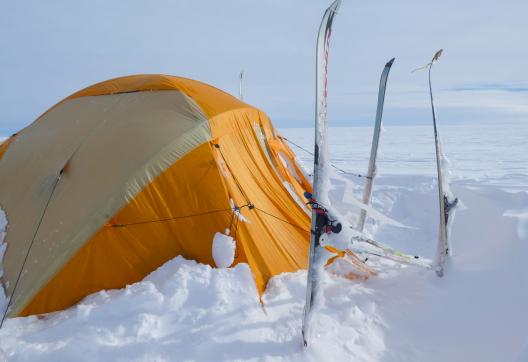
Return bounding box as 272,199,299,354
424,49,459,277
302,0,341,347
350,236,433,269
357,58,395,232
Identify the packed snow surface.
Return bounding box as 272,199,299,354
1,125,527,361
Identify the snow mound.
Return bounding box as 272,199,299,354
0,254,386,361
0,258,261,361
212,231,236,268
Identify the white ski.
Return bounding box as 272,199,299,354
357,58,395,232
421,49,459,277
302,0,341,347
350,236,433,269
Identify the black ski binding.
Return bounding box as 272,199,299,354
304,192,342,235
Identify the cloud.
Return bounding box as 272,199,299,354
450,84,528,93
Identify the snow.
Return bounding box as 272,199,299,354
337,172,410,229
212,232,236,268
1,125,527,361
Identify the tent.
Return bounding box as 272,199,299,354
0,75,312,317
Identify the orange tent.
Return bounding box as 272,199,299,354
0,75,312,317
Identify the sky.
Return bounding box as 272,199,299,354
1,0,527,135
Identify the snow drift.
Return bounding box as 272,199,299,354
1,174,527,361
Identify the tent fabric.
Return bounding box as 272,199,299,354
0,75,312,317
1,90,211,316
0,136,14,160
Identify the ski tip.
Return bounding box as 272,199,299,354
431,49,443,64
435,268,444,278
386,57,396,67
328,0,342,13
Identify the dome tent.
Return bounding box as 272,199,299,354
0,75,312,318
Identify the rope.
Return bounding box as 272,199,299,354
253,206,310,232
113,203,255,228
0,98,128,328
231,210,241,259
112,208,233,227
228,207,237,232
213,144,252,203
281,137,370,179
0,170,63,329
